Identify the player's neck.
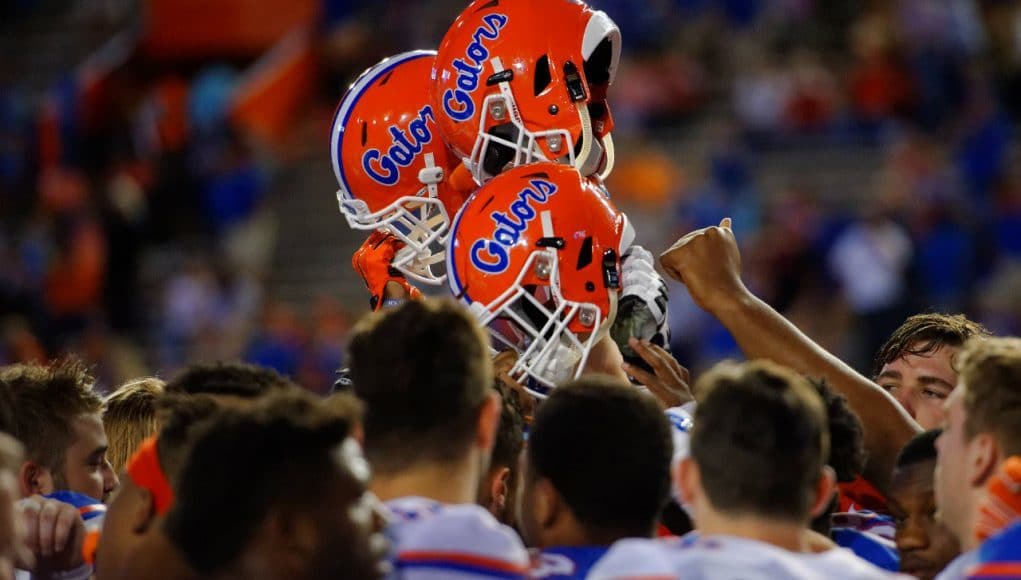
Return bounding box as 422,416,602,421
372,457,481,505
698,510,811,553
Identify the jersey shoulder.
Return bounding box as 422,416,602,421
392,503,529,579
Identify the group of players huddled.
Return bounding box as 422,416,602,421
2,0,1021,579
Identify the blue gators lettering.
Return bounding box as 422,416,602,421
442,13,508,122
362,106,436,185
470,179,557,274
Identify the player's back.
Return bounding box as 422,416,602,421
528,546,609,579
589,534,908,580
385,497,529,579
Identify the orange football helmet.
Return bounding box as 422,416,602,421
446,162,634,396
330,50,471,285
431,0,621,185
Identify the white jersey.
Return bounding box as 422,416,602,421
385,497,529,579
589,534,909,580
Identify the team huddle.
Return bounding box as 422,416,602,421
2,0,1021,579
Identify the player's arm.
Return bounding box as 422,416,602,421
658,218,921,493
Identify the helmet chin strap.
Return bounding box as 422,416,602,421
573,103,598,176
598,132,615,182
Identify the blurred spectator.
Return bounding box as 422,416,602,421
828,208,913,369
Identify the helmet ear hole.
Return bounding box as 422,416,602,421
534,54,553,96
583,36,614,88
576,236,593,270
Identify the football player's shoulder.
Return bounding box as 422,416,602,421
530,546,609,579
586,538,676,579
393,503,529,579
799,546,909,579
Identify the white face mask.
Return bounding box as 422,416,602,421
529,334,586,387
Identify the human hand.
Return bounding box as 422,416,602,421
611,246,671,366
581,334,629,382
492,350,536,420
18,496,84,573
658,218,746,313
621,338,693,408
352,231,423,311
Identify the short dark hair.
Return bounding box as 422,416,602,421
895,429,942,469
691,361,829,522
163,391,350,574
527,376,673,538
872,314,989,378
808,378,866,534
348,299,493,473
491,379,525,470
0,357,103,475
164,362,298,399
810,378,866,484
154,395,223,482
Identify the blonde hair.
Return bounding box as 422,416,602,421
959,337,1021,457
103,377,165,473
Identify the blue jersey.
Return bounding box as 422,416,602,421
832,528,899,572
529,546,608,579
968,521,1021,579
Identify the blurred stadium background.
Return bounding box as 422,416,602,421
2,0,1020,392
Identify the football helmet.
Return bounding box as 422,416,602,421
330,50,470,285
431,0,621,185
446,162,634,396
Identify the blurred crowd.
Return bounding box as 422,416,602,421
3,0,1021,388
4,2,1021,580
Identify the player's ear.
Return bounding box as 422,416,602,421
489,466,511,515
19,460,53,497
809,466,837,519
534,477,559,530
676,457,698,507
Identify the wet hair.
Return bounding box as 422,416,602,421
872,314,989,378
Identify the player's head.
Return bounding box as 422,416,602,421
163,391,388,580
1,358,118,502
519,376,672,547
874,313,989,429
432,0,620,184
447,162,632,396
163,361,298,406
331,50,470,285
103,377,165,474
934,337,1021,550
96,396,219,580
0,433,27,580
808,378,866,535
888,430,960,580
479,378,526,527
347,298,499,478
681,361,833,525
